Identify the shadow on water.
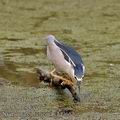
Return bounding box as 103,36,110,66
4,47,46,55
0,60,40,87
0,37,24,41
86,72,108,79
98,60,120,64
32,12,58,28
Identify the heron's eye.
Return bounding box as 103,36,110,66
74,76,77,80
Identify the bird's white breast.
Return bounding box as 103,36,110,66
47,42,74,78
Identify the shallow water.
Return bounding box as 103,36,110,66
0,0,120,119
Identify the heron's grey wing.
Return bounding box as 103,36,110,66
54,40,84,67
60,50,69,63
55,39,85,78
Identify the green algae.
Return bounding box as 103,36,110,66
0,0,120,119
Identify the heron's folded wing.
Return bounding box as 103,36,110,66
54,40,84,67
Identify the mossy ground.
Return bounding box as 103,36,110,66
0,0,120,119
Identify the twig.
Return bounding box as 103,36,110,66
37,68,80,102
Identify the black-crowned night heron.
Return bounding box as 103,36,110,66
46,35,85,97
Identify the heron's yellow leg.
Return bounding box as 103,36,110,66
50,68,56,76
50,69,73,86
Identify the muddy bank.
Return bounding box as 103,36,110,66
0,80,120,120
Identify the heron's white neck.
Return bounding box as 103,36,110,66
48,41,57,50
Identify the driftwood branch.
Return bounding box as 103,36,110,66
37,68,80,102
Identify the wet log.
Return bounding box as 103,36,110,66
37,68,80,102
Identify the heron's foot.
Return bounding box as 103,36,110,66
61,80,73,87
49,68,55,84
50,68,56,76
50,69,73,86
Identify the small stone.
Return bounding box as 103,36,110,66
109,63,114,66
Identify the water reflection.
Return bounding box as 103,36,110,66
0,58,40,87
